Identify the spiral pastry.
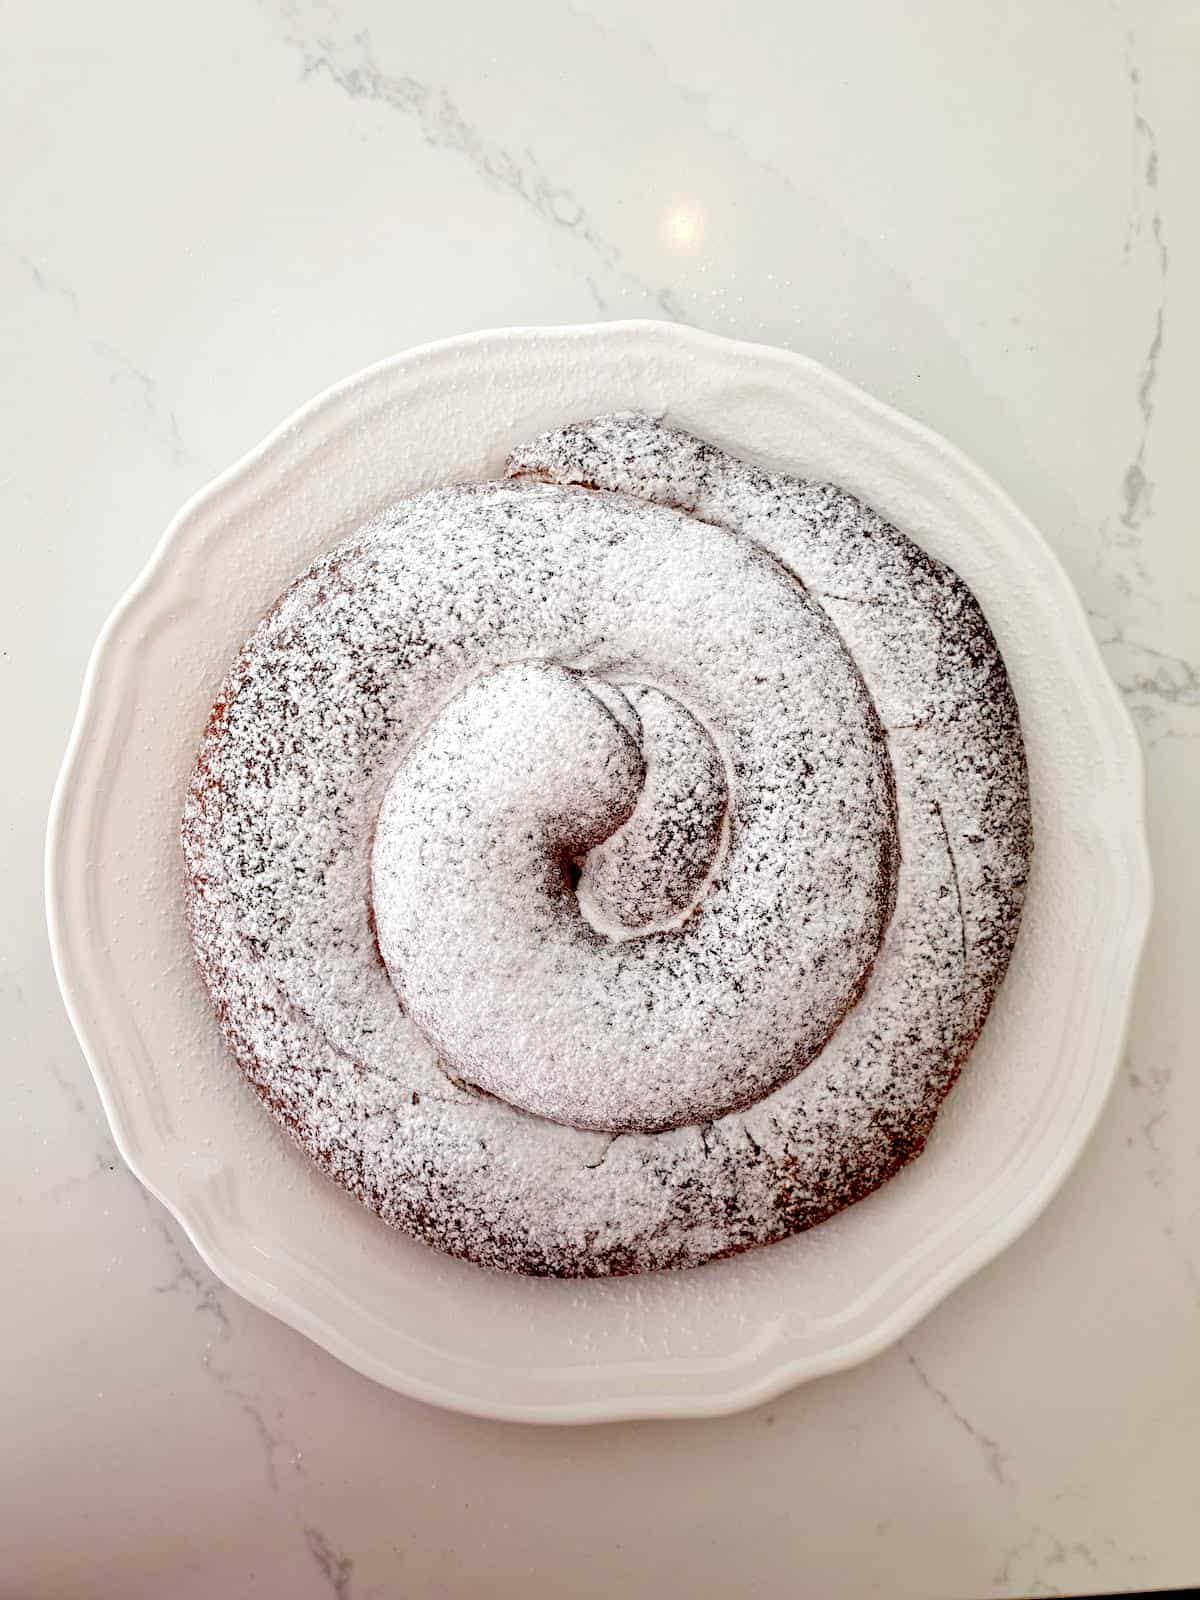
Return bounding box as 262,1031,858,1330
182,414,1031,1277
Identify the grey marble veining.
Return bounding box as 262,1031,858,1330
3,1,1197,1596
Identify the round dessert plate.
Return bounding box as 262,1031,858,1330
46,322,1151,1422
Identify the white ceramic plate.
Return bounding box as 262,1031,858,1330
46,322,1151,1423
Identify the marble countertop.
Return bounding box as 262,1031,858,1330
5,2,1197,1595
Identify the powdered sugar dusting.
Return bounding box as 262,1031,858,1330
576,683,728,939
181,414,1031,1277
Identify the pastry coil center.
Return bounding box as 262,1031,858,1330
372,659,892,1133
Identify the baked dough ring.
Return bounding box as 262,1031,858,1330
182,414,1030,1276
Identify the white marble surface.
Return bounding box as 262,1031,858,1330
4,1,1197,1594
